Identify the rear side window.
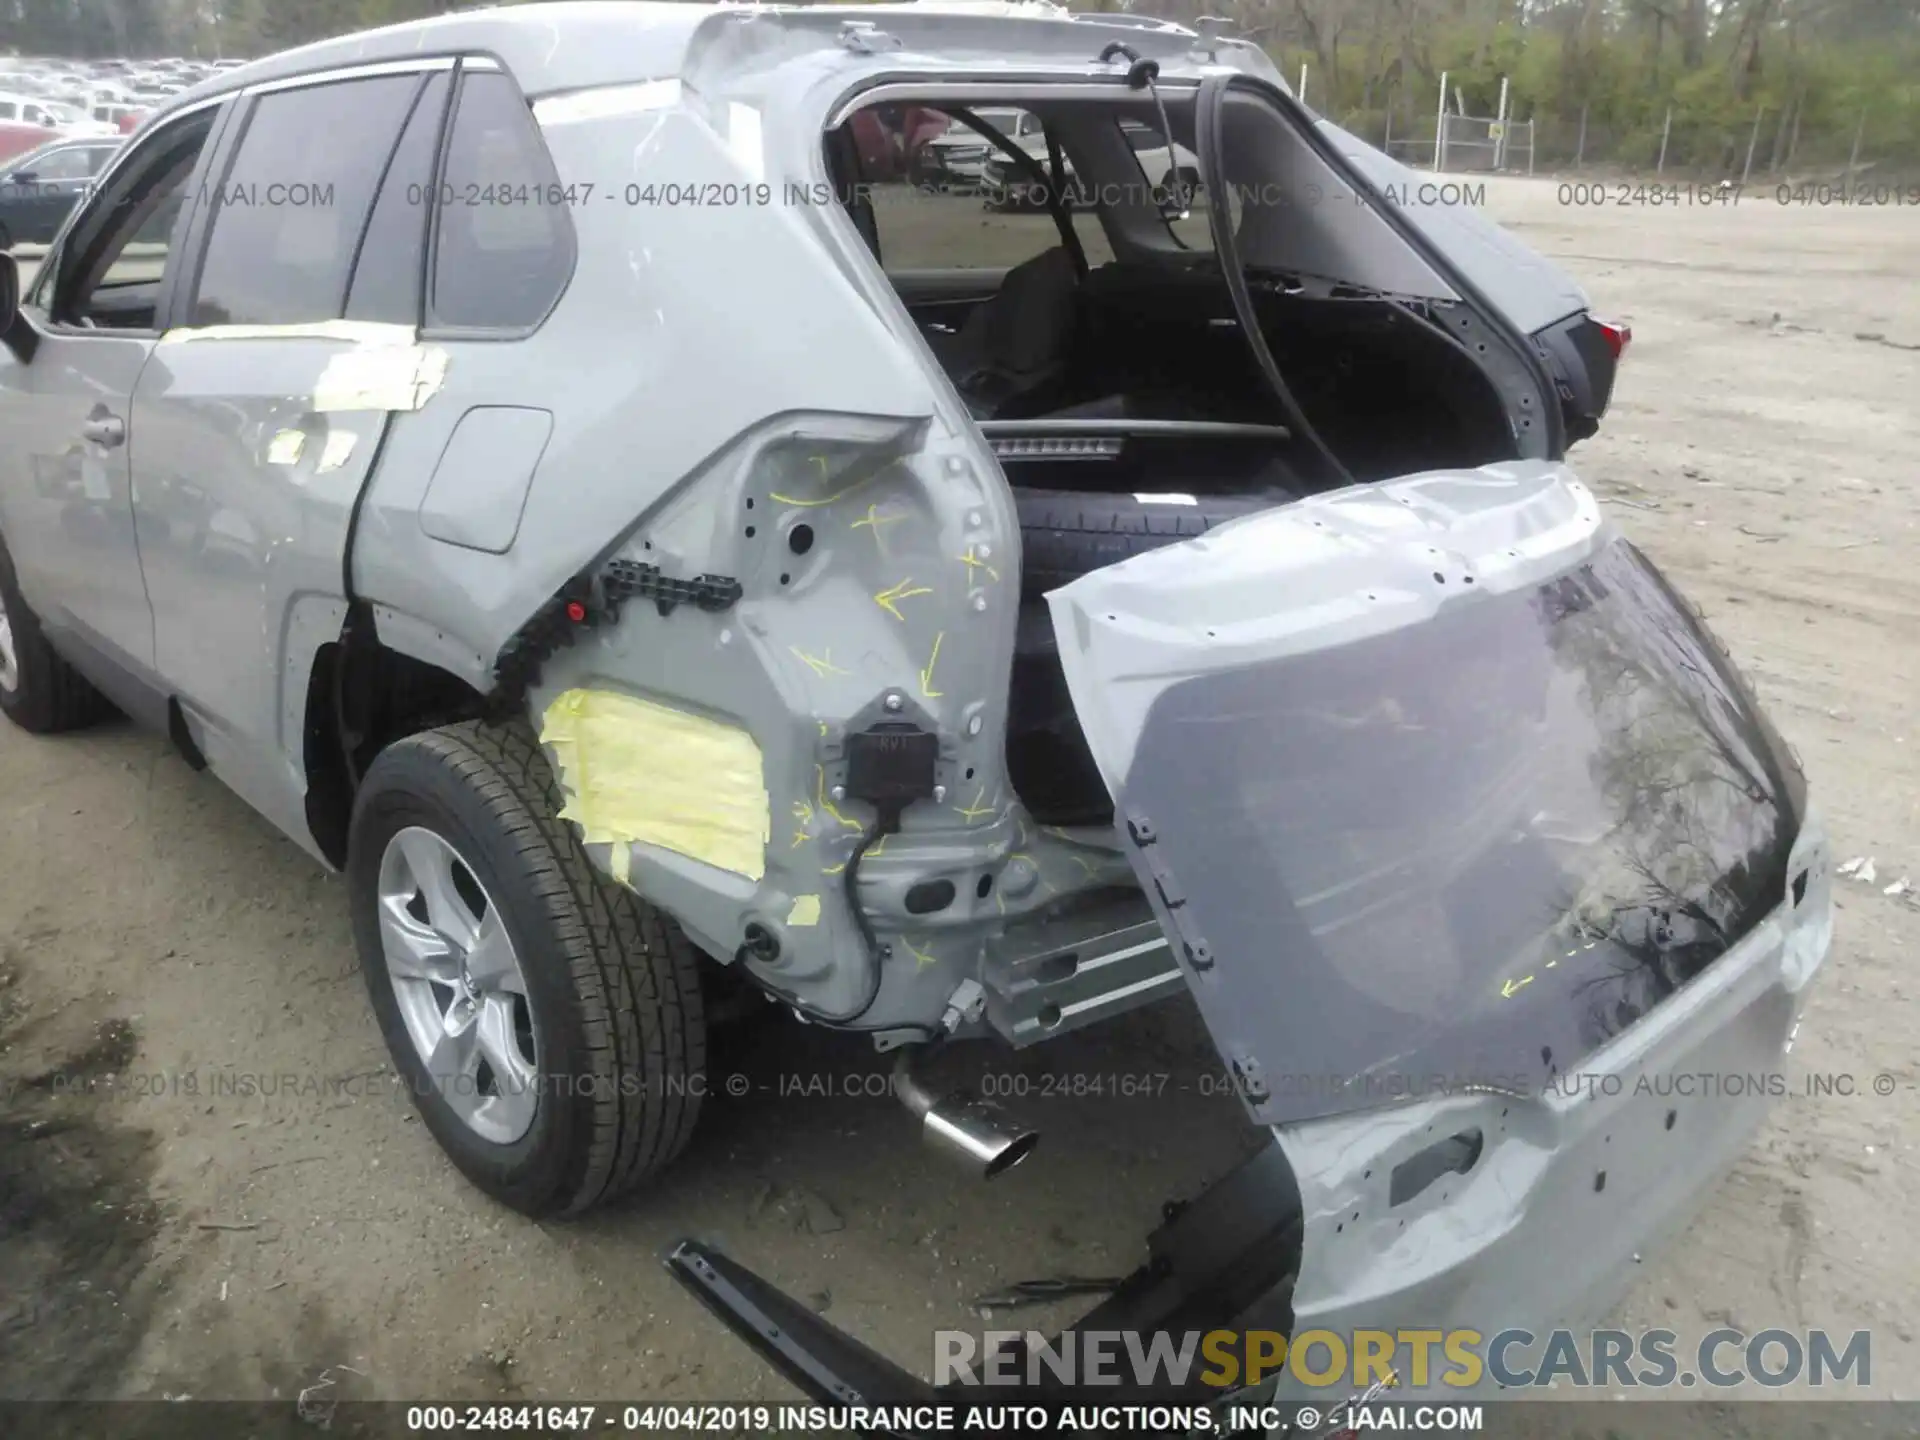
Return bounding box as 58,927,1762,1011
345,71,452,325
428,68,572,331
25,146,94,180
188,74,420,328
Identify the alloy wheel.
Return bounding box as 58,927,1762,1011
376,826,539,1144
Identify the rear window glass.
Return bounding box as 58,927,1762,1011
21,145,95,180
345,71,451,326
1115,537,1805,1123
869,110,1114,271
427,68,573,331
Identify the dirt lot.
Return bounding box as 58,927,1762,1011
3,176,1918,1420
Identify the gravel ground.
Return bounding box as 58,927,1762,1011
1,176,1917,1420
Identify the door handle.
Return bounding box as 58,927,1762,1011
81,413,125,447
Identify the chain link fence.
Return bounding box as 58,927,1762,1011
1383,115,1536,175
1344,83,1904,190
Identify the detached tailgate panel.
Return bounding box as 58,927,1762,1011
1045,462,1807,1126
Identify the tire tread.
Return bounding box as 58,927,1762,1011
382,719,706,1214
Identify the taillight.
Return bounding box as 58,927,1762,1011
1595,318,1632,359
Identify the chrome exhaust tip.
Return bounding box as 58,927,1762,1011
893,1049,1039,1180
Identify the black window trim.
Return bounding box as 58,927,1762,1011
419,54,578,343
27,94,233,340
340,70,452,329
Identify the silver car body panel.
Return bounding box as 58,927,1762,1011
1044,461,1831,1392
1046,463,1810,1118
1275,807,1831,1400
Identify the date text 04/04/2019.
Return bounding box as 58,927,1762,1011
404,1406,1227,1432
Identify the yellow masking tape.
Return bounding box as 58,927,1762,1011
786,895,822,927
541,688,770,882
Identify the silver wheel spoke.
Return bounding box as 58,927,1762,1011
463,908,522,995
376,824,540,1145
474,994,537,1135
426,997,483,1125
378,894,460,984
398,829,482,951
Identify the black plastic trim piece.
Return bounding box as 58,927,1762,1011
165,696,208,771
487,558,742,710
664,1239,938,1420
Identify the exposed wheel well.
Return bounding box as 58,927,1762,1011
301,617,490,867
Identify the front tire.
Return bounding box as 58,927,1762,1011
0,529,115,734
348,720,706,1217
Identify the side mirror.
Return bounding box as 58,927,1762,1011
9,169,34,184
0,251,36,364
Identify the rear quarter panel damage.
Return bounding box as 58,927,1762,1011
352,92,1119,1025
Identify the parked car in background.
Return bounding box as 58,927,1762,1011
845,102,945,182
92,102,143,130
0,136,121,248
913,106,1044,191
0,92,63,129
0,119,55,166
982,114,1199,212
37,100,117,138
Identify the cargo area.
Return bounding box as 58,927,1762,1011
830,91,1534,823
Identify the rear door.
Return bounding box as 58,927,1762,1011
1046,464,1807,1126
127,63,453,845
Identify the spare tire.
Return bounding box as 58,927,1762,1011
1014,486,1282,599
1007,485,1286,824
1006,604,1109,826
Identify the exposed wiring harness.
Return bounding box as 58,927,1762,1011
761,800,939,1044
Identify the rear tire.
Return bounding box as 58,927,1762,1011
0,529,116,734
348,720,707,1217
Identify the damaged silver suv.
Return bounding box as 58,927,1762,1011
0,0,1830,1405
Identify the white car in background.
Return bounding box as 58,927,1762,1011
911,106,1043,190
0,92,64,130
982,114,1201,213
37,101,117,138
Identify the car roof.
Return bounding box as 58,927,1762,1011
151,1,1217,120
12,135,117,165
